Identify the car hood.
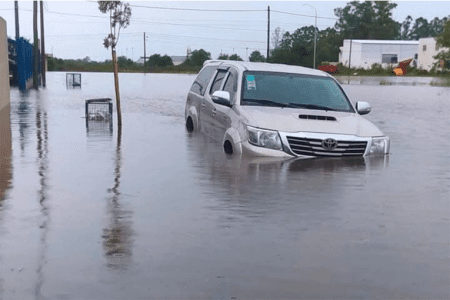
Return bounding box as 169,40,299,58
240,106,384,137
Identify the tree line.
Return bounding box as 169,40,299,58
46,1,450,72
267,1,450,68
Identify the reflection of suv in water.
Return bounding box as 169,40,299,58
185,60,390,158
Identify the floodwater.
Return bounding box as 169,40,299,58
0,72,449,300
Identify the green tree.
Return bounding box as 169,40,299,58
117,55,134,68
400,15,414,39
183,49,211,66
270,43,310,66
269,26,314,67
145,54,173,67
398,16,449,40
410,17,430,40
146,54,161,67
249,50,265,62
159,55,174,67
430,17,449,37
98,1,131,129
218,54,229,60
334,1,399,40
229,54,243,61
316,27,342,64
434,20,450,66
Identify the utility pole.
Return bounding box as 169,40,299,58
40,0,46,87
14,1,19,40
267,6,270,61
143,32,146,73
33,0,39,89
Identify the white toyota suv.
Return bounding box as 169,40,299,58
185,60,390,158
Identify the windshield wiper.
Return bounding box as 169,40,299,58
287,103,338,111
243,99,295,108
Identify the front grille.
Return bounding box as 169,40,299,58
286,136,367,157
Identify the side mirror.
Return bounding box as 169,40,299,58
212,91,232,107
356,101,371,115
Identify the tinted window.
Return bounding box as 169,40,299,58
223,70,238,103
190,66,216,95
210,70,227,95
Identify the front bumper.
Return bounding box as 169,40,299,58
242,131,389,158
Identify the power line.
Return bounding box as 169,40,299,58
128,4,265,12
15,7,107,19
13,7,267,33
271,10,339,21
131,19,266,32
85,0,266,12
127,4,339,21
46,31,266,45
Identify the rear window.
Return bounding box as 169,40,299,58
190,66,216,96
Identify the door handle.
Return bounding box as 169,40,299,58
212,108,217,116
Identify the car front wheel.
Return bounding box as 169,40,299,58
223,140,233,154
186,116,194,132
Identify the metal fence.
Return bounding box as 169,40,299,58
66,73,81,88
8,37,41,90
85,98,113,135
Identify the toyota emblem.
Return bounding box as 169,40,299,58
322,138,338,150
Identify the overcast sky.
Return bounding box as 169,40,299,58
1,1,449,62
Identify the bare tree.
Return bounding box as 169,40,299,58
98,1,131,129
271,27,285,49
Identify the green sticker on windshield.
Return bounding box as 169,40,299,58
246,75,256,90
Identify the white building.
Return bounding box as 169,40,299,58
136,56,187,65
339,39,419,69
417,37,449,71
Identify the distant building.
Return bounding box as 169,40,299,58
170,56,187,65
339,39,419,69
136,56,149,65
417,37,449,71
136,55,187,65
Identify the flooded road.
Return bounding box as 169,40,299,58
1,72,449,299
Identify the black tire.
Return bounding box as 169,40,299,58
186,117,194,132
223,140,233,154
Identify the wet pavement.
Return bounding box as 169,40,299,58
0,72,449,299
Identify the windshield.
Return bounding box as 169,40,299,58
241,71,354,112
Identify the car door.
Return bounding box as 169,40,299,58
213,67,238,140
204,68,228,141
188,65,217,134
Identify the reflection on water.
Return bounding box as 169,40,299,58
101,127,134,269
86,119,113,138
34,94,49,299
186,131,389,222
16,91,34,155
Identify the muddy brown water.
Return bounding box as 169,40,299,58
0,72,449,299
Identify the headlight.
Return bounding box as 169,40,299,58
247,126,283,150
368,137,390,155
